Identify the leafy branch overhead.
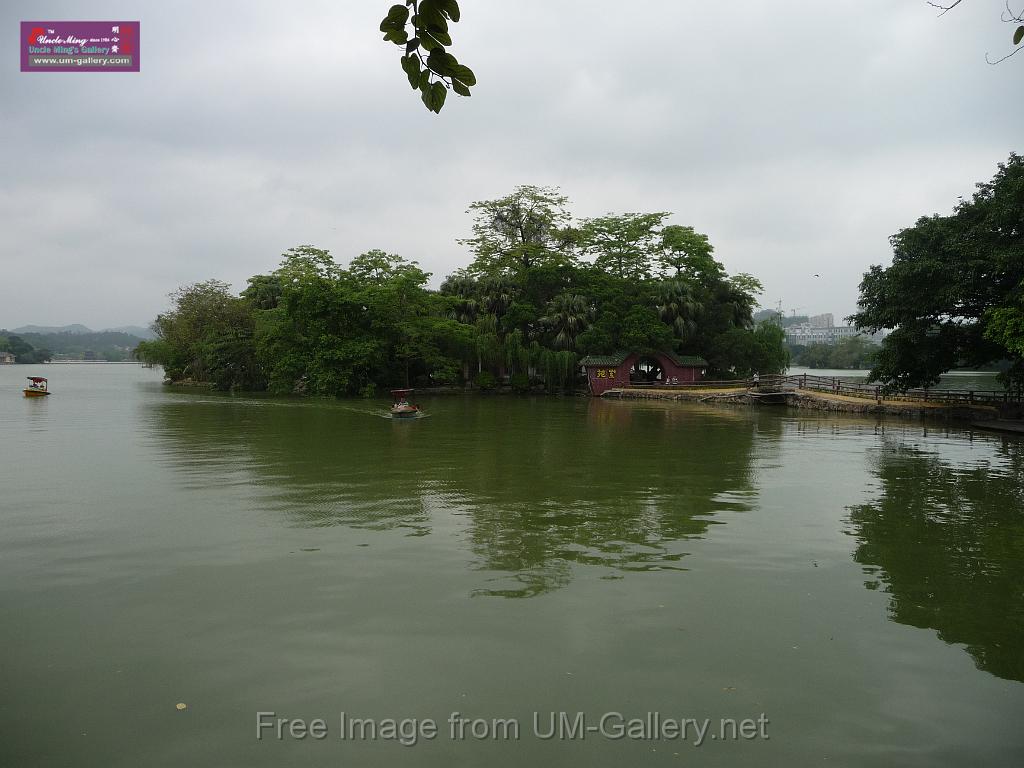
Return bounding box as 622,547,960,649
380,0,476,113
928,0,1024,63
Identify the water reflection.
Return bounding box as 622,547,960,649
458,399,762,596
143,394,435,534
143,394,764,597
847,434,1024,682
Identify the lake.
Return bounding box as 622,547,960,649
2,364,1023,767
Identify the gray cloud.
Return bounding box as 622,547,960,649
1,0,1021,329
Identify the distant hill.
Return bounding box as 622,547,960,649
1,329,148,362
12,323,93,335
10,323,156,340
103,325,156,340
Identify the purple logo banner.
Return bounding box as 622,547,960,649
21,21,140,72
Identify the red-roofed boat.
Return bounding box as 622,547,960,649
24,376,51,397
390,389,420,418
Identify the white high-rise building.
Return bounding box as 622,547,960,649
784,321,868,346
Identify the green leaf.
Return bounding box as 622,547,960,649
406,37,419,54
380,5,409,33
452,79,471,97
1015,25,1024,46
451,63,476,87
385,4,409,24
427,47,452,76
438,0,461,23
383,29,409,45
419,32,441,52
418,69,431,90
416,2,448,32
424,26,452,47
401,54,420,89
421,80,447,113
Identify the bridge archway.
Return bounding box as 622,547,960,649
629,356,664,384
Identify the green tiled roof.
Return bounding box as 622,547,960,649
580,352,707,367
579,354,629,367
672,355,708,367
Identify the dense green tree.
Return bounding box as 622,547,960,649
576,212,668,280
135,280,259,389
658,225,716,278
148,304,252,385
141,185,786,392
749,323,790,375
830,336,878,369
791,337,878,370
0,334,52,364
478,274,517,319
349,248,427,284
240,274,282,310
851,154,1024,391
619,305,675,352
439,270,480,324
254,246,464,395
711,324,789,377
460,186,575,277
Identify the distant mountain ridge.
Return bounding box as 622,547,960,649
12,323,93,335
11,323,156,339
103,325,156,339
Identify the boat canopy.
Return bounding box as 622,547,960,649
390,389,413,397
27,376,47,383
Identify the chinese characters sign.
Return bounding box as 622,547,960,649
594,369,617,379
21,21,139,72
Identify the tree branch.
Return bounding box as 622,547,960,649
987,44,1024,63
926,0,964,16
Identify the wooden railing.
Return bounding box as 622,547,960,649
621,373,1022,405
757,374,1020,405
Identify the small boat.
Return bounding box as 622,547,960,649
390,389,421,418
23,376,51,397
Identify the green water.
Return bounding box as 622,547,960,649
2,365,1023,767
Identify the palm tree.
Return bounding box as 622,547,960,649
479,275,516,320
655,280,703,341
440,273,480,326
541,293,592,351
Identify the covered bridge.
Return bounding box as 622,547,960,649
580,351,708,396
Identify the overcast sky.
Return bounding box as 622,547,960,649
2,0,1022,330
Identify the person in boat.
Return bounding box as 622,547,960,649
752,372,760,389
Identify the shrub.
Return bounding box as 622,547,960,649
510,372,530,393
476,371,497,391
